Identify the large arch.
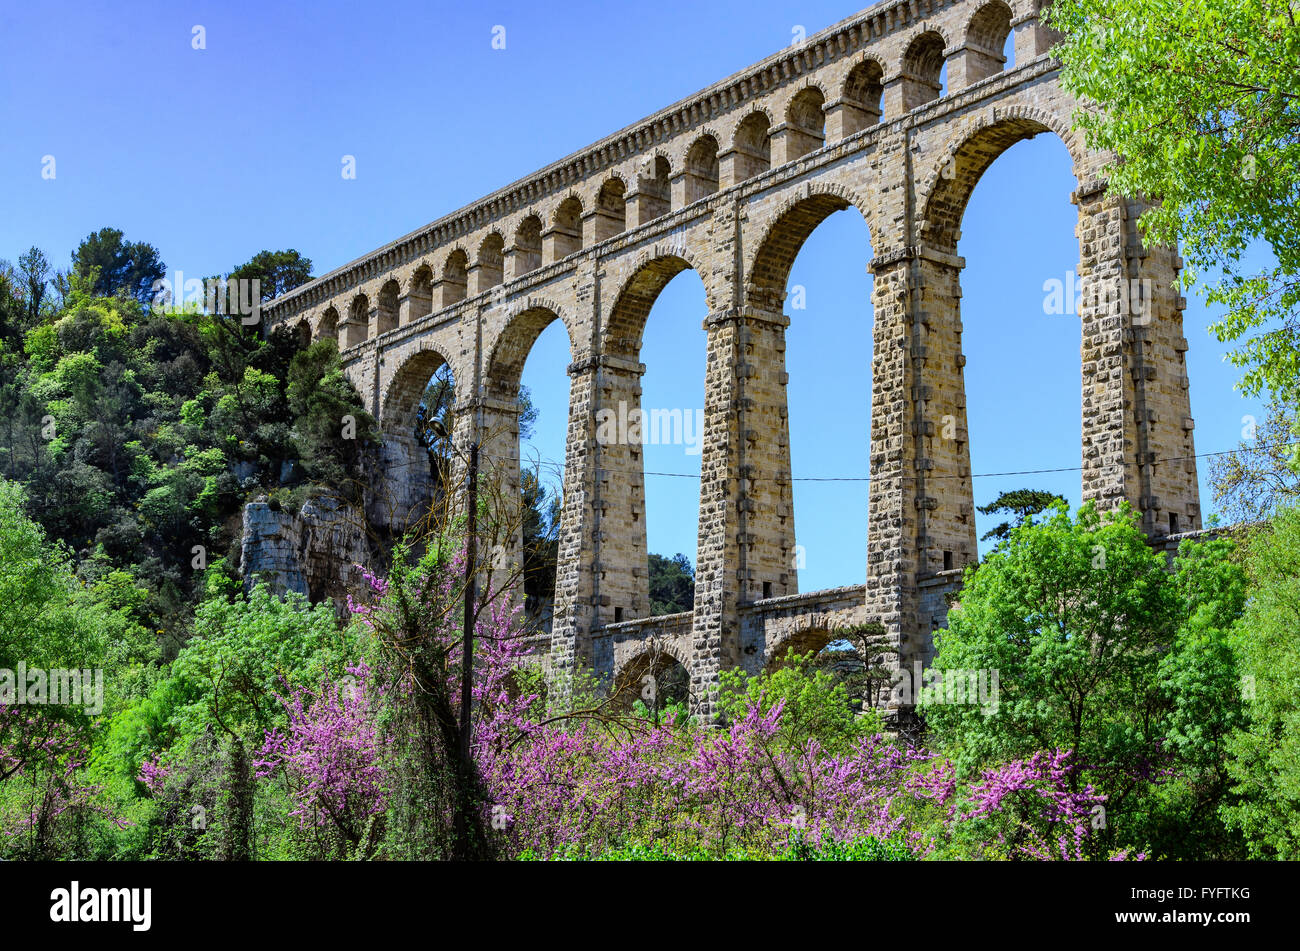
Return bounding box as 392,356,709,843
914,116,1087,565
486,303,577,396
605,254,696,356
316,305,338,343
764,625,834,672
485,303,576,622
920,112,1082,253
610,643,691,714
747,190,876,593
604,253,709,622
379,345,459,532
746,185,878,296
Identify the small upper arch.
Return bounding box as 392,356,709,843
474,230,507,292
510,213,544,278
406,263,435,322
315,305,339,342
547,194,585,262
591,176,628,242
341,292,370,349
730,109,773,181
898,29,949,110
840,56,885,131
781,85,827,161
683,133,720,203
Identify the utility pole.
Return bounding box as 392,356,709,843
431,416,481,859
458,439,479,767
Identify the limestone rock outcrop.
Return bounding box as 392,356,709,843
239,495,372,611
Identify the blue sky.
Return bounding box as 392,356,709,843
0,0,1268,591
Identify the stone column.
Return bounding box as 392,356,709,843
505,243,539,282
625,187,669,230
769,123,821,166
690,306,745,720
468,261,502,298
946,44,1005,91
550,351,652,677
824,96,880,141
581,211,601,249
909,249,978,580
883,72,941,116
717,149,744,191
736,288,799,602
543,226,581,265
1012,10,1062,63
591,355,650,623
476,392,524,603
435,275,466,310
1075,183,1200,534
669,173,690,213
550,359,601,679
689,203,799,719
864,251,925,697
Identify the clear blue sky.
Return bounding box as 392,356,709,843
0,0,1267,591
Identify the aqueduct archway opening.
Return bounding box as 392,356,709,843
957,132,1081,548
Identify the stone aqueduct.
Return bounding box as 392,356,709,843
263,0,1202,715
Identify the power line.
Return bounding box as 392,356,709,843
457,442,1292,486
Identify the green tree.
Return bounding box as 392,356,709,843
818,622,895,713
106,584,350,859
648,552,695,615
976,488,1069,543
923,501,1248,857
1223,506,1300,857
0,479,154,856
1047,0,1300,401
1209,397,1300,522
71,228,166,306
719,650,879,755
520,466,559,616
16,247,50,327
285,338,376,491
228,249,313,303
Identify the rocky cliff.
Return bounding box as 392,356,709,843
238,495,372,611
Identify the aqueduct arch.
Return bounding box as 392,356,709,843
376,345,457,531
268,0,1201,718
610,643,692,713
